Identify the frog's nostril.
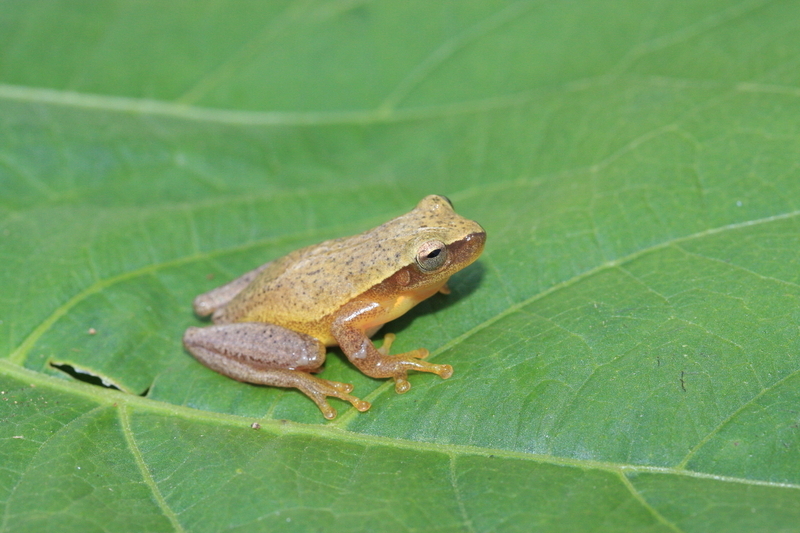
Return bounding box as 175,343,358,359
466,231,487,251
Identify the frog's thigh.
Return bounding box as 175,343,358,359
183,322,326,375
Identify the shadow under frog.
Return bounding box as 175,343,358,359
383,260,486,335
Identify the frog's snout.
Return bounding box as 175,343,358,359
463,230,487,257
444,229,485,273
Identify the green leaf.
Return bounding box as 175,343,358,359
2,1,799,531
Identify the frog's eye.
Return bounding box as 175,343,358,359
416,240,448,272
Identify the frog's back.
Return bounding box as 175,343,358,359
211,231,397,329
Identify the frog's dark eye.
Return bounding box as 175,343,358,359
416,240,448,272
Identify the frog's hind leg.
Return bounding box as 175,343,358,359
266,370,371,420
192,262,275,317
183,322,370,419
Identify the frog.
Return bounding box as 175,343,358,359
183,194,486,419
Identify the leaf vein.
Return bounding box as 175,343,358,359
618,471,684,533
449,455,476,533
119,403,186,533
606,0,776,79
377,0,537,114
673,243,800,291
676,367,800,469
0,404,106,533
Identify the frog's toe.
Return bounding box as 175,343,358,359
299,376,371,419
393,355,452,378
322,380,371,411
378,341,427,360
350,397,371,412
318,401,338,420
326,391,370,416
406,348,429,360
390,358,452,393
394,375,411,393
325,380,355,393
326,383,370,411
435,363,453,379
377,333,397,356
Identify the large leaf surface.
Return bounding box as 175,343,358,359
2,1,799,531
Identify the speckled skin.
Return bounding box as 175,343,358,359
183,195,486,419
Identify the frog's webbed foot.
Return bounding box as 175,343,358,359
222,366,371,419
376,333,453,393
291,373,371,420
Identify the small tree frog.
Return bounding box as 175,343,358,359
183,195,486,419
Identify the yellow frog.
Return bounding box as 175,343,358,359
183,195,486,419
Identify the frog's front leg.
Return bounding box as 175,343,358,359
183,322,370,419
331,301,453,393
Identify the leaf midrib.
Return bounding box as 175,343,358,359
2,358,798,493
